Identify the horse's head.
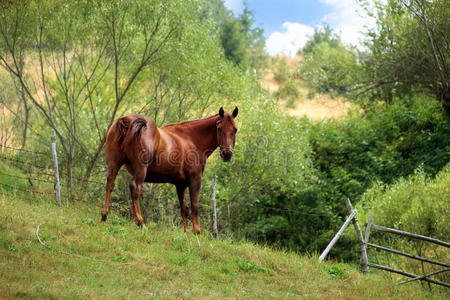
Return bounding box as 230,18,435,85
216,106,238,162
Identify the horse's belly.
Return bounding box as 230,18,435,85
145,161,186,183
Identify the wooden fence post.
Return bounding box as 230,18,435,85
319,209,357,262
361,212,373,274
210,175,218,237
51,130,61,206
364,213,373,245
345,198,369,274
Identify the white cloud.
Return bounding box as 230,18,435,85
223,0,243,14
319,0,374,47
266,22,314,56
224,0,376,56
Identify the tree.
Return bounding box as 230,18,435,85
300,25,341,55
298,28,360,96
0,0,181,194
360,0,450,115
206,1,267,72
0,0,246,199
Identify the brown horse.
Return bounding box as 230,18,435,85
101,107,238,234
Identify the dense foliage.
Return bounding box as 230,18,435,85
300,25,342,55
300,41,359,97
205,96,449,258
0,0,448,265
356,165,449,281
360,0,450,115
0,0,253,192
206,0,267,72
308,97,450,215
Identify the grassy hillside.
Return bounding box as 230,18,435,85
0,188,444,299
261,55,352,120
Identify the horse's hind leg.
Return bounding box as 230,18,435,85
101,165,121,222
129,169,146,227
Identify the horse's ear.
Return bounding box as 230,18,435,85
232,106,238,118
219,107,224,119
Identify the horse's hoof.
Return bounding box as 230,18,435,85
136,220,145,228
101,214,107,222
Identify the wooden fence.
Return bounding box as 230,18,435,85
319,198,449,288
365,219,449,288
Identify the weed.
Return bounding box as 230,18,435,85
111,218,128,226
326,265,349,279
170,255,190,266
81,218,96,227
235,257,275,275
8,244,19,252
107,225,125,235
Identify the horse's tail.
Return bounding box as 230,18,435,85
120,117,147,151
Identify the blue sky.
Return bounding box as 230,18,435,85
226,0,330,35
224,0,372,56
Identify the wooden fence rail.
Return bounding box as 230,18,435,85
365,220,449,288
368,263,450,288
366,242,450,268
369,224,450,248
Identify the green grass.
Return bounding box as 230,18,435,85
0,161,53,197
0,191,446,299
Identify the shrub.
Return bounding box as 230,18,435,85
300,42,360,96
356,165,450,281
308,97,450,214
359,165,449,242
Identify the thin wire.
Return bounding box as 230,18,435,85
0,181,52,195
0,155,104,185
249,202,333,217
0,145,48,155
0,169,55,184
0,155,53,173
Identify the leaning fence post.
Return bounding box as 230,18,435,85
319,209,357,262
51,130,61,206
345,198,369,274
210,175,218,237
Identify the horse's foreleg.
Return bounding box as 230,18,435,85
101,166,120,222
130,172,145,227
189,178,201,234
176,184,189,232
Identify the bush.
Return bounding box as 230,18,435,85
308,97,450,215
359,165,449,241
356,165,449,281
300,42,360,96
274,81,302,109
273,57,290,84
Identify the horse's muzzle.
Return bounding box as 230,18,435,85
220,147,233,162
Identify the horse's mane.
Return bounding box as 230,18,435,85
163,114,219,128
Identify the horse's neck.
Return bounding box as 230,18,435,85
183,116,219,157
